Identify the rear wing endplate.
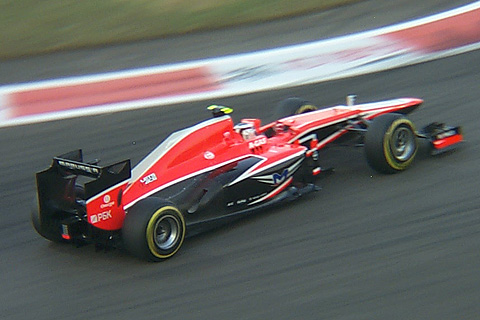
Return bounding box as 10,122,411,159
36,149,131,215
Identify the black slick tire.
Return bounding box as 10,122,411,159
365,113,418,173
275,97,318,119
122,198,186,262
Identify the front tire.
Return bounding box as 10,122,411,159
275,97,318,119
365,113,418,173
122,198,186,261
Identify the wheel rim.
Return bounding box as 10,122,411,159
153,215,180,250
390,126,415,161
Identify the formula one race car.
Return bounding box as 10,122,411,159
31,96,463,261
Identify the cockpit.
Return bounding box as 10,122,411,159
234,122,257,140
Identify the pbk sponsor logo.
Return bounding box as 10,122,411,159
90,210,112,224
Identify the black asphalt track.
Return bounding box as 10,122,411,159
1,1,479,319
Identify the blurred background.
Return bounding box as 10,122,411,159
0,0,358,59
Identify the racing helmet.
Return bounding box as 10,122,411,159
234,122,256,140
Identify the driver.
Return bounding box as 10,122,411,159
234,122,256,141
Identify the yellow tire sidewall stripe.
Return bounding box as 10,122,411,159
295,105,317,114
146,206,185,259
383,118,417,170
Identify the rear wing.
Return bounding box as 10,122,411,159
37,149,130,198
35,150,131,232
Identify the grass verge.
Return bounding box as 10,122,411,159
0,0,359,59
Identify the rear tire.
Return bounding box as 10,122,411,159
275,97,317,119
365,113,418,173
122,198,186,261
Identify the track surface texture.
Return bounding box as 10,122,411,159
1,1,479,320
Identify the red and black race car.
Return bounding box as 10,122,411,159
32,96,463,261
